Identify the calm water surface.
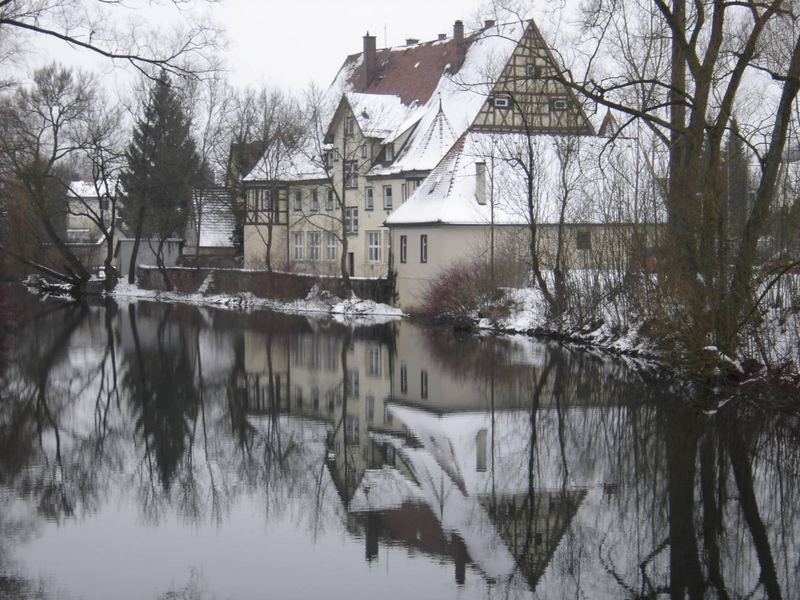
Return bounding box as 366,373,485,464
0,285,798,599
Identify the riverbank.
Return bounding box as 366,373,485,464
111,280,405,324
441,285,799,395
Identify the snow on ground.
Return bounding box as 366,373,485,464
476,286,658,362
110,280,406,323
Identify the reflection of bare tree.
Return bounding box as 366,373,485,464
725,416,783,600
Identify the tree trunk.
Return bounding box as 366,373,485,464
103,233,118,293
128,205,146,285
155,236,173,291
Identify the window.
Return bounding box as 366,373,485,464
311,386,320,409
345,207,358,235
344,160,358,188
260,189,272,212
399,235,407,263
348,369,359,398
551,98,569,111
368,344,381,375
401,183,408,202
383,185,393,209
476,429,488,472
293,232,305,260
420,234,428,263
526,64,541,78
326,233,337,261
366,395,375,422
323,150,332,169
294,338,305,366
99,197,109,211
310,336,321,368
384,404,393,425
326,189,335,210
361,145,368,159
325,339,338,370
309,232,321,260
310,190,320,212
345,116,355,136
368,232,382,263
385,143,395,162
492,95,511,109
294,386,304,409
576,230,591,250
293,190,302,212
421,370,428,399
400,364,407,394
365,187,374,211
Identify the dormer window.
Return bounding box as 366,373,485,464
385,143,395,162
345,116,355,136
492,95,511,109
550,98,569,111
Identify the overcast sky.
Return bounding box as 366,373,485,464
219,0,487,90
16,0,496,93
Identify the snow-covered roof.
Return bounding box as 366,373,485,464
386,130,666,226
347,92,422,140
242,137,327,183
245,21,529,184
67,180,115,198
368,21,528,177
189,188,236,248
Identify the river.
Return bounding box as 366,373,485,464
0,285,797,599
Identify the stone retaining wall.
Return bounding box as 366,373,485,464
137,266,395,304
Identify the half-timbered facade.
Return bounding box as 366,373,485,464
470,21,594,134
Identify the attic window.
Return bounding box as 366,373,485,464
550,98,569,111
345,116,355,136
526,64,541,78
385,143,395,162
492,96,511,110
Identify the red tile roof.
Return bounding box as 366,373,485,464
343,34,479,105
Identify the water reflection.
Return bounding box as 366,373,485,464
0,287,798,599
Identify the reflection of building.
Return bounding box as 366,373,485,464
239,322,406,506
237,318,645,594
343,404,588,592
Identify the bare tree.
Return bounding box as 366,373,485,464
243,88,305,272
67,95,127,291
0,64,95,290
473,0,800,363
298,86,381,294
0,0,221,80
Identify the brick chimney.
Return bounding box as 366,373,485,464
363,33,377,89
454,20,464,44
475,161,487,205
452,20,466,71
